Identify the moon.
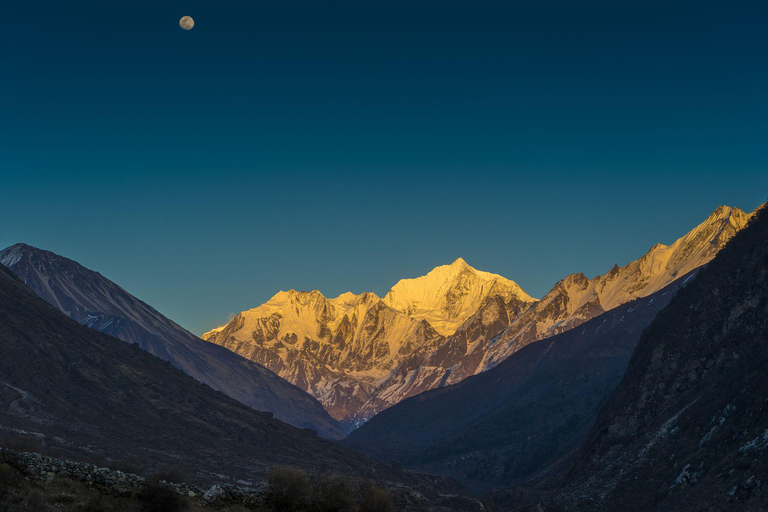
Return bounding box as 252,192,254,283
179,16,194,30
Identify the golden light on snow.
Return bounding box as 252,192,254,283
179,16,195,30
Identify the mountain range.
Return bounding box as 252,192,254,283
0,201,764,511
0,244,345,439
203,205,752,429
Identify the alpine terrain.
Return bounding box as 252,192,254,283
0,244,345,439
204,206,753,429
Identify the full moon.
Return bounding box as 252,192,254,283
179,16,194,30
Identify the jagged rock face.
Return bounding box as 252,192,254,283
0,244,345,440
348,294,532,428
535,205,768,511
205,289,446,424
206,207,752,429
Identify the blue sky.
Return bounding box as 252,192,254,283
2,0,766,334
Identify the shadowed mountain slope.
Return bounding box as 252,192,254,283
0,244,344,439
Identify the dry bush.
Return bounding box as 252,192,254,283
311,474,358,512
136,481,188,512
0,463,22,499
358,479,394,512
267,466,312,512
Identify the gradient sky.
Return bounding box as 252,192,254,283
2,0,767,335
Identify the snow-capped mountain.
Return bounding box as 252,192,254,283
382,258,534,336
205,206,753,430
203,258,532,428
0,244,346,439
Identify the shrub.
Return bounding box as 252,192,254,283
136,481,187,512
267,466,312,512
312,474,358,512
358,479,394,512
0,463,21,497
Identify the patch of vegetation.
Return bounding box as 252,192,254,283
265,466,395,512
358,479,395,512
136,481,188,512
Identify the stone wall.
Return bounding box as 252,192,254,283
1,448,267,507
